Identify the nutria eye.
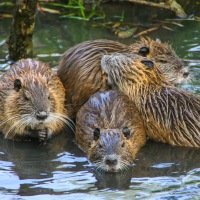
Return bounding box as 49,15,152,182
14,79,22,92
122,127,131,139
183,72,189,78
93,128,100,141
141,60,154,68
138,46,150,57
98,143,102,148
48,94,51,100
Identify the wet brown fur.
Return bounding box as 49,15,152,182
101,53,200,148
128,37,189,86
76,90,146,172
57,38,189,119
0,59,71,141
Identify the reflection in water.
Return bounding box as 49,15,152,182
134,141,200,177
1,132,200,198
93,167,133,190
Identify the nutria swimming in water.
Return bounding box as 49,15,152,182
101,53,200,148
57,38,190,119
0,59,73,142
76,90,146,172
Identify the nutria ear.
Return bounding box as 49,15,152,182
138,46,150,57
93,128,100,141
122,127,131,139
14,79,22,92
141,60,154,68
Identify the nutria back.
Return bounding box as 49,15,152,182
76,90,146,172
57,39,127,119
57,38,189,119
0,59,71,142
101,53,200,148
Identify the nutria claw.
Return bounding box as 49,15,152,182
37,129,48,142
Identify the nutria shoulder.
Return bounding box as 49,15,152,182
101,53,200,148
0,59,72,142
76,90,146,172
57,38,189,119
58,39,127,119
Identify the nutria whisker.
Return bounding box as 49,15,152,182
50,113,75,133
4,116,31,138
57,112,75,127
120,161,129,171
0,114,28,128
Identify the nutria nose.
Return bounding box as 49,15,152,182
36,111,48,120
183,72,189,78
105,157,118,166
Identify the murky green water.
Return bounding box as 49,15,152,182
0,2,200,199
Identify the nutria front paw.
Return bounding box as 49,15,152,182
25,127,48,143
37,129,48,143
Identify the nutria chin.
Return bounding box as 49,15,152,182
76,90,146,172
101,53,200,148
57,38,190,119
0,59,74,142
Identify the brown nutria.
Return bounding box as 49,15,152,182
76,90,146,172
0,59,74,142
57,38,190,119
101,53,200,148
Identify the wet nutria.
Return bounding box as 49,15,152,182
57,38,190,119
101,53,200,148
76,90,146,172
0,59,73,142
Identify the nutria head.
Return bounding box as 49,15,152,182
128,37,190,86
101,53,169,92
88,127,136,172
0,59,72,141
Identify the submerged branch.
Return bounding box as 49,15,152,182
125,0,187,18
7,0,38,61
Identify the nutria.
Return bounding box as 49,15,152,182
76,90,146,172
57,38,190,119
0,59,73,142
101,53,200,148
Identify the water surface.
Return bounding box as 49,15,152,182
0,2,200,199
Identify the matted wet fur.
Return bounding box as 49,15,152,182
57,38,189,119
101,53,200,148
76,90,146,172
0,59,74,142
